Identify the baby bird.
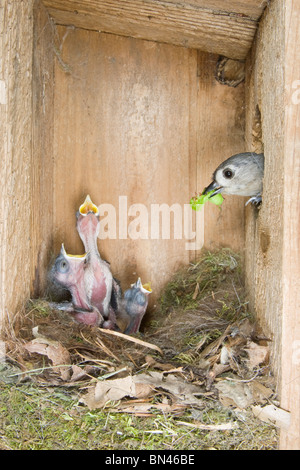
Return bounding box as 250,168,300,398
49,244,103,326
122,278,152,335
50,196,151,333
203,152,264,205
76,195,114,320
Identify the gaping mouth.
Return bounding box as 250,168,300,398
132,277,152,294
142,282,152,293
202,181,223,197
61,243,87,260
79,194,99,216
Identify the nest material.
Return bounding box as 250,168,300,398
2,302,149,384
150,249,247,349
0,249,280,450
1,249,274,408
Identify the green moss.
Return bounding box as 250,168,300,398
0,383,277,450
158,249,244,317
26,299,52,318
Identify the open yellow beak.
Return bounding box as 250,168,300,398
142,282,152,293
134,278,152,293
61,244,87,260
79,194,99,216
131,278,152,293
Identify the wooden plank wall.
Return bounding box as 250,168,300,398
245,0,300,449
245,0,285,377
52,27,245,309
0,0,55,325
43,0,266,60
31,1,55,297
281,0,300,450
0,0,34,323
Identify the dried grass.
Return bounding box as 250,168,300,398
0,249,278,450
147,249,251,357
2,249,248,376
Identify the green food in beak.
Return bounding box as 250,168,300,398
190,190,224,211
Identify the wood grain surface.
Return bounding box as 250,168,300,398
43,0,265,59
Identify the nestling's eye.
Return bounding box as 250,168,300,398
56,259,69,273
223,168,234,179
136,292,146,306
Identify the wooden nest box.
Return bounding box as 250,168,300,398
0,0,299,449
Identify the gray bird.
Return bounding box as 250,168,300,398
203,152,264,206
122,278,152,335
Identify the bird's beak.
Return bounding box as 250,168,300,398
60,243,87,261
60,243,67,257
132,277,152,294
78,195,99,217
202,181,223,197
142,282,152,294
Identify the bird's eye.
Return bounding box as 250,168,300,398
124,289,132,300
57,259,69,273
136,292,146,305
223,168,234,179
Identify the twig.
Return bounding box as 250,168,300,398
177,421,237,431
97,367,129,381
231,280,241,305
94,337,121,363
223,367,268,383
98,328,163,355
79,331,120,362
7,363,72,377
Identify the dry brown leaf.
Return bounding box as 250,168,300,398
70,364,91,382
24,336,71,381
215,379,254,409
248,379,273,403
134,371,202,406
215,375,274,409
81,375,151,409
81,371,202,410
244,341,269,370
